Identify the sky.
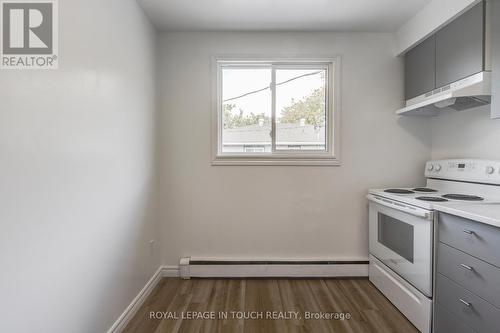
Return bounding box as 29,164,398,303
222,68,326,120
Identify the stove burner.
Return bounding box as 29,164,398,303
416,196,449,202
384,189,415,194
442,194,484,201
413,188,438,193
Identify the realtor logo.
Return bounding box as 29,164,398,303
1,0,58,69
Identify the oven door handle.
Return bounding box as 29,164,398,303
367,194,433,220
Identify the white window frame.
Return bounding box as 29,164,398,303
211,56,341,166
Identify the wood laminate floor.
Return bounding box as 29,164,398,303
123,278,419,333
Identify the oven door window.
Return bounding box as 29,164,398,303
377,212,414,263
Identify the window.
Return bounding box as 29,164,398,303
212,57,340,166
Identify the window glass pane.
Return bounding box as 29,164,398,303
275,69,327,151
221,68,272,153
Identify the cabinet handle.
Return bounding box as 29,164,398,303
459,264,473,271
463,229,475,235
459,299,472,307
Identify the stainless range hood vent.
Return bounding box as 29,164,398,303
447,96,491,111
397,72,492,116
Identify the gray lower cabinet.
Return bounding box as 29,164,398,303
435,1,485,88
405,35,436,100
435,212,500,333
437,243,500,309
436,274,500,333
438,212,500,268
434,303,475,333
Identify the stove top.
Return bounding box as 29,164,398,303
385,191,485,202
370,159,500,211
370,183,500,210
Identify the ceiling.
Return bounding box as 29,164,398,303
137,0,432,32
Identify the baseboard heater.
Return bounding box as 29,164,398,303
179,257,369,279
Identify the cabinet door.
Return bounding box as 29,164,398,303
435,2,485,88
491,0,500,119
405,35,436,100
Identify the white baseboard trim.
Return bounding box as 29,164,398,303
162,265,180,277
180,257,369,279
107,265,180,333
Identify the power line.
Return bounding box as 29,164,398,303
223,86,270,103
222,70,323,103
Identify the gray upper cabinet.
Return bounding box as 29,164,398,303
491,0,500,119
405,36,436,100
404,1,487,101
435,2,485,88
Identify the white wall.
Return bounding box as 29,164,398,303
157,32,431,266
431,106,500,160
0,0,160,332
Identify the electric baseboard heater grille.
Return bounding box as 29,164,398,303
178,257,369,279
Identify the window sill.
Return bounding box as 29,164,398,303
212,156,341,166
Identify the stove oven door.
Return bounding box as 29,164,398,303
368,194,433,297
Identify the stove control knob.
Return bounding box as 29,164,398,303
486,166,495,175
435,164,442,171
427,164,434,171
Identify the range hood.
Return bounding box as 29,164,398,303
396,71,491,116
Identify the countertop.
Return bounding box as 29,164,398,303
434,203,500,228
